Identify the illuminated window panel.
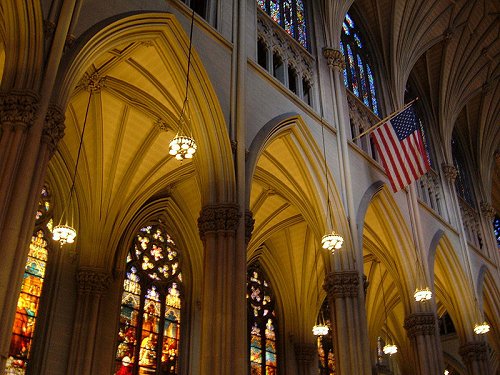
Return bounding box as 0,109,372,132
247,264,278,375
341,12,380,115
115,222,183,375
256,0,308,48
6,186,53,375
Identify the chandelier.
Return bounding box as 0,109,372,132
473,321,490,335
382,343,398,355
312,323,329,336
414,287,432,302
53,89,92,245
169,9,197,160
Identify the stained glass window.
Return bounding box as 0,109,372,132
6,186,53,374
341,12,380,115
494,216,500,248
247,264,278,375
257,0,308,48
116,222,182,375
316,300,335,375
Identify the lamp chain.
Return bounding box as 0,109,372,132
180,9,195,135
378,262,390,342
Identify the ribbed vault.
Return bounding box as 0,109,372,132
49,14,232,268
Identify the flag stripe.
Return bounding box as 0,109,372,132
370,106,430,192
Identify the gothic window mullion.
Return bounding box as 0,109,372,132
155,291,167,374
133,288,147,375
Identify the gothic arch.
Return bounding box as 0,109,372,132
431,234,477,340
54,11,234,203
246,113,346,340
0,0,43,90
47,12,234,268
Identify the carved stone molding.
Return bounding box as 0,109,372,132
245,210,255,244
441,163,458,184
76,269,111,295
459,341,488,364
480,201,495,220
43,105,65,155
79,72,107,93
322,47,345,70
293,342,316,364
404,312,436,338
362,274,369,296
0,91,39,130
323,270,359,299
155,118,168,132
198,204,240,241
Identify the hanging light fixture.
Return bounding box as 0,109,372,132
414,287,432,302
378,261,398,356
312,225,329,337
169,9,197,160
53,89,92,245
319,120,343,254
474,321,490,335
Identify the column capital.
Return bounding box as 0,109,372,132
323,270,359,299
403,312,436,338
42,105,65,156
0,90,39,130
198,204,240,240
245,210,255,244
480,201,495,220
322,47,345,70
459,341,488,363
441,163,458,184
76,269,111,295
293,342,316,364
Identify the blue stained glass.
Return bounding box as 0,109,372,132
296,0,307,48
345,13,354,28
347,45,359,96
342,22,349,35
283,0,293,36
257,0,265,9
494,216,500,248
357,55,370,106
270,0,280,23
354,33,362,48
366,64,379,114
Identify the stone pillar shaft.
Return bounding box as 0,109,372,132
294,342,316,375
324,270,370,375
198,204,242,375
0,95,65,372
403,312,444,375
67,269,110,375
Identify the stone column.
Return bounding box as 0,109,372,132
67,269,110,375
403,312,444,375
294,342,317,375
459,341,490,375
0,95,65,372
198,204,241,375
324,270,370,375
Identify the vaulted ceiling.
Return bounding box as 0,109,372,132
351,0,499,212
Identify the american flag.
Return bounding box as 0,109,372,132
371,106,430,192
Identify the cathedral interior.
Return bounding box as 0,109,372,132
0,0,499,374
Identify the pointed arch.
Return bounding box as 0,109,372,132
432,234,476,340
54,12,235,205
246,113,347,341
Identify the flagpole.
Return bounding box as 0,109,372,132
352,97,419,141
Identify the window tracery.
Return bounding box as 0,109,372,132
340,13,379,115
247,264,278,375
115,223,182,375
